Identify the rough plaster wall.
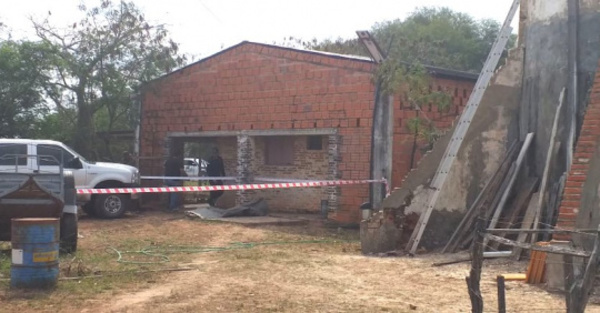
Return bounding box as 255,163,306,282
527,0,567,22
412,49,523,214
521,0,600,182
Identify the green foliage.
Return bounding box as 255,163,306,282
31,111,76,144
406,117,442,144
376,61,451,112
31,0,186,159
0,40,49,138
303,7,515,73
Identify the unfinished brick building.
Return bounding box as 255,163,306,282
139,41,476,223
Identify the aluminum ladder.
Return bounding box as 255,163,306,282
406,0,521,255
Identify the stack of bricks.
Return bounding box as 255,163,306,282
554,62,600,240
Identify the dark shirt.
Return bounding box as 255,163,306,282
207,156,225,177
164,157,184,176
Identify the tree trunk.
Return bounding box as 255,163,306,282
73,93,94,158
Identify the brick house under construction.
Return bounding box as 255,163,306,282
138,41,476,223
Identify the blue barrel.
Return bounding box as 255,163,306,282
10,218,60,289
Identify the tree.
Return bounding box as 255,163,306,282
301,7,513,73
31,0,185,158
0,40,49,138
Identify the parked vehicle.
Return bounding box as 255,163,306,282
184,158,208,177
0,150,78,252
0,139,140,218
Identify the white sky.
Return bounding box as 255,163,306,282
1,0,517,61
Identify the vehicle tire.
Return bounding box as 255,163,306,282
82,202,95,216
94,194,129,219
60,213,78,253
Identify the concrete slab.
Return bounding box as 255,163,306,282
184,204,308,226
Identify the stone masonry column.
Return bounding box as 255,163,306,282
237,134,256,205
327,134,341,213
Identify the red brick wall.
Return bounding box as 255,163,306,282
140,42,475,223
391,77,474,188
555,65,600,240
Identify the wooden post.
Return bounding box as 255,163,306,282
532,88,565,244
566,226,600,313
497,275,506,313
564,254,576,313
576,226,600,312
467,217,485,313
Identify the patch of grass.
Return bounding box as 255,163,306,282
0,250,10,278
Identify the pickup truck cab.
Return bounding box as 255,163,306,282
0,139,140,218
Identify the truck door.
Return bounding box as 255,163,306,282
35,144,87,187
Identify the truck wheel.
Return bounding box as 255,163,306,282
60,213,78,253
94,194,129,219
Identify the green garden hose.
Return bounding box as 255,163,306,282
111,239,357,265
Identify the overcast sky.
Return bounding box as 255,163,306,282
1,0,517,60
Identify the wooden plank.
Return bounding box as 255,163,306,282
486,234,590,257
442,141,518,253
532,88,565,243
500,273,527,281
484,133,534,249
512,192,540,260
458,165,516,251
526,242,550,284
489,177,539,250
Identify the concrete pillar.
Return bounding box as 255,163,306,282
236,134,255,205
327,134,341,213
370,93,394,210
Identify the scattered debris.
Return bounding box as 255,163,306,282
186,198,268,219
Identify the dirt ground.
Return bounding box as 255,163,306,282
1,211,598,313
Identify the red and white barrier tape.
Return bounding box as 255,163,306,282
76,179,387,195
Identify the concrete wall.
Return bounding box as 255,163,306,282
523,0,600,246
521,0,600,182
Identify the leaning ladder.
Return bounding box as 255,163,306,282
405,0,521,255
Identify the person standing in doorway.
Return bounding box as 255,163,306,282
164,152,186,212
207,147,225,207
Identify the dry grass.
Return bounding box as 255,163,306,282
1,211,598,313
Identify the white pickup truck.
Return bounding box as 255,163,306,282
0,139,140,218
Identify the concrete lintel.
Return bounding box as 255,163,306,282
168,128,338,138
